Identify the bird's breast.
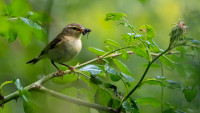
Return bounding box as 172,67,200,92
48,37,82,63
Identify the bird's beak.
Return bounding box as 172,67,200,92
82,28,91,35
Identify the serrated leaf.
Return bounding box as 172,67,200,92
183,87,197,102
120,72,134,82
121,33,133,45
113,59,132,76
104,39,121,47
132,45,149,60
107,67,121,82
94,88,112,106
90,75,103,85
20,17,42,30
105,12,127,21
136,97,161,107
140,24,155,40
88,47,106,56
79,65,103,75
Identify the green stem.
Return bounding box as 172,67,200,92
122,47,171,101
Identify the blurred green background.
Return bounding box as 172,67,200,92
0,0,200,113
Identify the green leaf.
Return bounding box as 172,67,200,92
113,59,132,76
122,100,132,112
79,65,103,75
94,88,112,106
136,97,161,107
14,78,23,90
104,39,121,47
7,29,18,42
88,47,106,56
140,24,155,40
23,90,35,113
148,40,161,53
90,75,103,85
108,99,120,109
120,72,134,82
167,80,182,90
159,55,176,70
183,87,197,102
142,78,167,87
20,17,42,30
132,45,149,60
105,46,114,51
52,73,78,84
105,12,127,21
13,79,35,113
121,33,136,45
106,67,121,82
120,49,128,60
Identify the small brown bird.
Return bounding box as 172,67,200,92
26,23,91,74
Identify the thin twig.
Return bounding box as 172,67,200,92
37,86,117,113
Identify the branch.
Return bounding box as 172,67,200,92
0,46,131,111
37,86,117,113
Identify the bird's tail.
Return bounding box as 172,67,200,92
26,57,40,64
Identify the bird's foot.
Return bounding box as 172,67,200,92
67,65,75,73
58,69,65,78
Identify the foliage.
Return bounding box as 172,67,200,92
0,1,200,113
0,0,48,44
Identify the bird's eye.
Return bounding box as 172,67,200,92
72,27,77,30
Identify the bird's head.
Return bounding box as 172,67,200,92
62,23,91,38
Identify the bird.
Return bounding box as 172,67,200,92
26,23,91,75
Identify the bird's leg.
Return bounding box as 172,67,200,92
59,63,74,73
51,60,65,76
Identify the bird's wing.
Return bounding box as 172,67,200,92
39,33,64,56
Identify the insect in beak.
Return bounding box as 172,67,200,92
82,28,91,38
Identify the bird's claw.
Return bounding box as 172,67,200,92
67,66,75,74
58,70,65,78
